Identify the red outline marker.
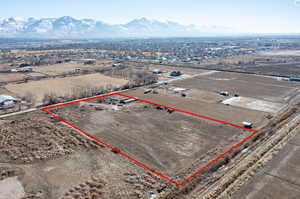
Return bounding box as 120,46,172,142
41,92,258,186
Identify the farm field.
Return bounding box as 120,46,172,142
0,73,26,83
238,62,300,77
4,73,128,104
2,40,300,199
170,71,300,103
0,111,163,199
47,94,253,183
124,89,269,128
184,49,300,77
32,60,112,76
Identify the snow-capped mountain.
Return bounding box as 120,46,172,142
0,16,235,38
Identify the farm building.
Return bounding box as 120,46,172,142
289,77,300,82
83,59,96,65
243,122,253,129
120,98,136,104
152,69,162,74
170,71,182,77
17,67,33,73
171,87,187,93
144,89,153,94
220,91,229,96
0,95,18,109
74,68,81,73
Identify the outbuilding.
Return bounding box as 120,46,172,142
120,98,136,104
172,87,187,93
242,122,253,129
170,71,182,77
0,95,18,109
144,89,152,94
83,59,96,65
152,69,162,74
220,91,229,96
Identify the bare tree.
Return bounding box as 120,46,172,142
21,92,36,105
42,92,60,105
132,71,158,86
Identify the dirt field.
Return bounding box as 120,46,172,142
177,49,300,77
124,89,269,128
238,62,300,77
0,111,165,199
2,49,300,198
5,74,128,104
0,73,26,83
199,50,300,77
231,132,300,199
0,87,14,96
49,97,253,183
13,149,159,199
0,111,102,164
170,71,300,103
32,61,111,76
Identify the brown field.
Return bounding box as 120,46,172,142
5,74,128,104
238,62,300,77
32,60,112,76
170,71,300,103
0,87,14,96
50,96,253,182
2,48,300,199
203,50,300,77
0,63,12,70
124,89,269,128
171,49,300,77
232,133,300,199
0,111,162,199
0,73,26,83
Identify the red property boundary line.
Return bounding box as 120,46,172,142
41,92,259,186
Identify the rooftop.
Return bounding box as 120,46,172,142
0,95,16,103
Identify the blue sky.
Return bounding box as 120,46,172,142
1,0,300,33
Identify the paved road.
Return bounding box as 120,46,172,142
0,108,37,119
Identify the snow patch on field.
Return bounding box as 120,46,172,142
0,177,25,199
222,97,285,113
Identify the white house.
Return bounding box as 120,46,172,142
243,122,253,129
152,69,162,74
0,95,17,109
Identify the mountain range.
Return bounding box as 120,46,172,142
0,16,235,38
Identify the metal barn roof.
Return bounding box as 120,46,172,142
0,95,16,103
